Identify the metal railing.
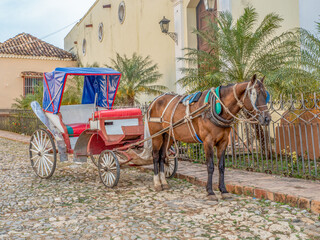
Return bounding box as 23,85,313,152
179,94,320,180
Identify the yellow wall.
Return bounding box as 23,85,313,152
230,0,300,33
65,0,176,102
65,0,301,101
0,58,76,109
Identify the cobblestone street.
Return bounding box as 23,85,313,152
0,138,319,239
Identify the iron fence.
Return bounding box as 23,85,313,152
0,109,44,135
179,94,320,180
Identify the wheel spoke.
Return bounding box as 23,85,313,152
33,156,40,167
104,172,108,185
43,147,53,154
35,131,42,150
42,157,49,176
43,139,50,151
44,153,54,158
37,156,41,174
31,141,40,152
40,131,43,149
30,148,39,154
41,158,45,177
31,155,39,160
43,155,53,167
109,172,115,182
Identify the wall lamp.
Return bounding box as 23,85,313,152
159,16,178,45
204,0,216,11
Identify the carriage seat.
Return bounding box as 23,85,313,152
65,123,89,137
93,108,142,118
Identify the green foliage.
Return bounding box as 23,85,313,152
179,7,314,100
107,53,167,106
61,75,84,105
299,21,320,82
12,84,43,110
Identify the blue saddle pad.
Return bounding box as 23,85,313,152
181,92,202,105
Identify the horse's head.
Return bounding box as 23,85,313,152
242,74,271,126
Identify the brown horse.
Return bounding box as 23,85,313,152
147,75,271,200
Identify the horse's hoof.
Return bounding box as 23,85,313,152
207,194,219,201
162,184,170,190
154,185,162,192
221,193,233,200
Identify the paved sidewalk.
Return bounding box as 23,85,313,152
1,129,319,214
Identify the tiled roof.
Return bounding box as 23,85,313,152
21,71,43,77
0,33,75,60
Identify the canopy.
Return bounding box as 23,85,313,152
42,67,121,114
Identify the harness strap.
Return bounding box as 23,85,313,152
160,95,180,122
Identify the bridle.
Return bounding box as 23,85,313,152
232,80,270,122
209,81,270,126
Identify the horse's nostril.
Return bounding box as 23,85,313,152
265,117,270,124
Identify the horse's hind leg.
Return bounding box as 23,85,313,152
152,135,163,191
159,133,173,190
217,140,233,200
204,141,218,201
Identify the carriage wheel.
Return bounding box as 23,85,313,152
90,154,99,167
98,150,120,188
164,147,178,178
29,129,57,179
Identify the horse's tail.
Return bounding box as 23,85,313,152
143,114,152,152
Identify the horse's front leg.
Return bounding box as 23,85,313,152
204,141,218,201
217,140,233,200
152,136,163,191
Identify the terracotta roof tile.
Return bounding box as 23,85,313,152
21,71,43,77
0,33,75,60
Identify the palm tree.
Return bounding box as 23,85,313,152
107,53,167,106
300,21,320,81
12,84,43,110
179,6,312,99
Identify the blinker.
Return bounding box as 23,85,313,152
266,91,270,104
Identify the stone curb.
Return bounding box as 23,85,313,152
137,166,320,214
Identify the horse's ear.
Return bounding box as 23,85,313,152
261,76,265,84
251,74,257,84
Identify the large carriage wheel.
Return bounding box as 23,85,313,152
90,154,99,167
164,147,178,178
29,129,57,179
98,150,120,188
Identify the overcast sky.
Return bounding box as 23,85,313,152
0,0,96,49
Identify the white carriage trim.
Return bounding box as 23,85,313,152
90,120,100,130
45,112,64,133
105,118,139,135
69,137,79,150
60,104,95,125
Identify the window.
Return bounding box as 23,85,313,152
98,23,104,42
24,76,43,96
118,2,125,24
82,38,87,55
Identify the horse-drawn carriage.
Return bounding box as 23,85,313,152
30,67,177,188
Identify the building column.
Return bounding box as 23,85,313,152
171,0,185,94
